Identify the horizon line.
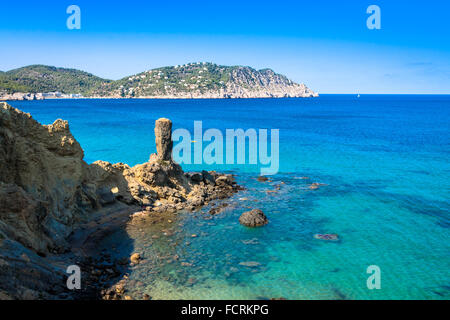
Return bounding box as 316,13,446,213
2,63,449,95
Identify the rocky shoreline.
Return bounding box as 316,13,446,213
0,102,242,299
0,93,318,101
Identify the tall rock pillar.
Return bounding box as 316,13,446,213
154,118,173,161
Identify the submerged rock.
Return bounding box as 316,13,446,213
239,209,268,227
239,261,261,267
308,182,327,190
130,253,141,264
314,234,339,241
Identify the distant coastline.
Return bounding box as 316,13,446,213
0,62,318,101
0,93,320,101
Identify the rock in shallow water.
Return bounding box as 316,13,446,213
130,253,141,264
239,261,261,267
239,209,268,227
314,234,339,241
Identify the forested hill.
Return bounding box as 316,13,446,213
0,63,318,99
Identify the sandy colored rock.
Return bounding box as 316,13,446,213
239,209,269,227
0,102,89,253
0,102,242,299
154,118,172,161
130,253,141,264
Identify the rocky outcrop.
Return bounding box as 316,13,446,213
85,117,241,216
0,102,241,299
0,92,43,101
0,103,90,254
154,118,173,161
239,209,268,227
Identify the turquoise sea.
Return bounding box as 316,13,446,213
9,95,450,300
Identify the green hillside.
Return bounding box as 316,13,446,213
0,72,32,93
111,63,233,96
4,65,111,95
0,63,317,98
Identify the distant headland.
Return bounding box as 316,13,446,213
0,62,318,100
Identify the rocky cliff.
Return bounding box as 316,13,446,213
110,63,318,98
0,102,240,299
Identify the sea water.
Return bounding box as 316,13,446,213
9,95,450,299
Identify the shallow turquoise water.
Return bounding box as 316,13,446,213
9,95,450,299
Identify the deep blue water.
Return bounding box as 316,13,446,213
9,95,450,299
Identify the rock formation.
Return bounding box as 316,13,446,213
0,103,89,254
239,209,268,227
0,102,241,299
154,118,173,161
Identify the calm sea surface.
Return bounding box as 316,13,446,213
9,95,450,299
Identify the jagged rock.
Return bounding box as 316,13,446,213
215,174,233,186
0,183,53,254
239,209,268,227
0,103,88,253
208,203,228,215
0,102,242,299
187,172,203,183
202,170,215,185
154,118,172,161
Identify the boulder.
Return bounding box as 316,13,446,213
239,209,268,227
188,172,203,183
215,174,233,186
130,253,141,264
202,170,216,185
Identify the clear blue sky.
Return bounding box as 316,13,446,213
1,0,449,93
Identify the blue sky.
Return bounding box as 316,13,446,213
1,0,449,93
